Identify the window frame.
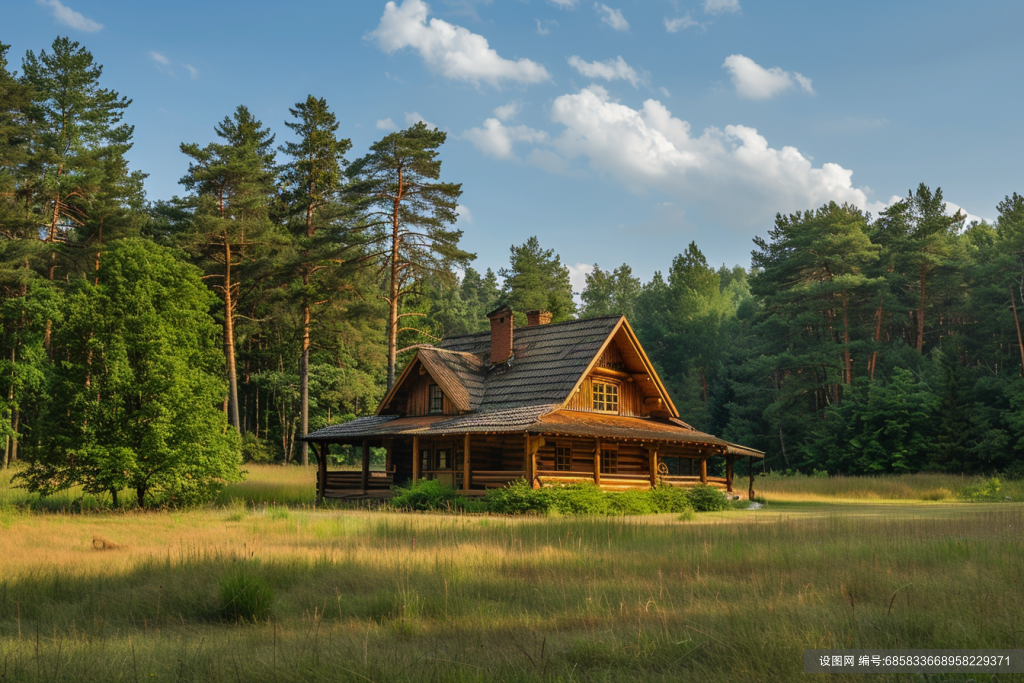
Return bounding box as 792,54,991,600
428,384,444,414
555,443,572,472
592,381,620,414
601,447,618,474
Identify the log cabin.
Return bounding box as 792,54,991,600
300,307,764,501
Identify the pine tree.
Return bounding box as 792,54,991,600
278,95,352,465
179,105,281,431
348,123,471,389
499,236,576,323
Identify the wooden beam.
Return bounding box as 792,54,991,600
726,456,734,493
700,456,707,484
412,436,420,483
463,433,471,492
648,445,658,489
594,438,602,486
525,435,545,489
360,440,370,492
315,443,327,504
748,456,755,500
590,365,631,381
384,438,393,473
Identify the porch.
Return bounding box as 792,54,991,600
307,433,757,501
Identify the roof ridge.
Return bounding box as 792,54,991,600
438,314,623,345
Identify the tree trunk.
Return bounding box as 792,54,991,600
869,297,883,381
223,237,241,431
299,300,310,465
1011,284,1024,377
917,263,927,353
136,485,146,508
386,165,404,390
842,287,852,384
111,489,118,508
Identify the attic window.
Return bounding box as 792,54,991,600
592,382,619,413
429,384,444,413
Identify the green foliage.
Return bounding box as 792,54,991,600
499,236,576,323
389,479,472,512
958,477,1003,502
484,480,697,516
18,239,242,506
241,433,274,464
219,567,274,622
685,484,729,512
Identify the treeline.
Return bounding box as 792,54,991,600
1,37,1022,498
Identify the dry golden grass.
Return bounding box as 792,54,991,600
754,471,1023,503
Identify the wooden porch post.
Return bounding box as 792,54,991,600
700,455,708,484
748,456,755,500
647,445,658,489
384,438,393,473
524,434,533,487
360,439,370,492
412,436,420,484
315,442,327,504
726,456,734,493
594,438,602,486
463,433,471,492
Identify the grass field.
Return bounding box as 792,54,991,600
0,466,1022,682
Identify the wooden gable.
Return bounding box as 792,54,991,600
376,354,461,417
562,318,677,419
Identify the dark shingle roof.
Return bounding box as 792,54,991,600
435,315,621,412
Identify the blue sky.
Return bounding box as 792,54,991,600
3,0,1022,290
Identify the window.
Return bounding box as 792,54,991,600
436,447,450,470
592,382,619,413
420,449,431,472
429,384,444,413
555,444,572,471
601,448,618,474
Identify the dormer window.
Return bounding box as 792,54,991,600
592,382,619,413
429,384,444,413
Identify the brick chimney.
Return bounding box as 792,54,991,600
526,310,552,327
486,305,513,364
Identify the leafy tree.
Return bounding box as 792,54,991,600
499,236,575,323
19,239,241,506
580,263,641,319
348,122,471,388
179,105,281,431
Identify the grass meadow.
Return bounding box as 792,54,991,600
0,465,1022,682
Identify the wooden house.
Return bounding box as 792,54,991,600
301,307,763,500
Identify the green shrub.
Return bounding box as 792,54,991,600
484,479,550,514
686,484,729,512
241,433,274,463
606,490,658,515
959,477,1003,502
389,479,471,511
546,483,610,515
220,568,274,622
648,485,694,513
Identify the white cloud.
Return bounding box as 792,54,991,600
182,64,199,79
703,0,740,14
566,262,594,296
659,86,671,97
535,19,557,36
874,195,987,226
465,85,882,228
493,102,521,121
405,111,438,129
567,55,642,87
371,0,551,87
456,204,473,223
549,0,578,6
664,14,700,32
722,54,813,99
376,117,397,130
36,0,102,32
148,51,170,65
595,4,629,31
463,118,549,160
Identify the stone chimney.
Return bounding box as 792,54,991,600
526,310,552,327
486,305,514,364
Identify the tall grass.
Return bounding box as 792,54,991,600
756,471,1024,502
0,500,1021,681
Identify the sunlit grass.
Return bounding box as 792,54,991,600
755,471,1023,503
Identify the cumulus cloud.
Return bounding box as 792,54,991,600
405,111,438,129
703,0,740,14
567,55,642,87
566,263,594,296
535,19,557,35
371,0,551,87
664,14,701,32
37,0,102,32
465,85,882,227
595,4,629,31
722,54,813,99
376,118,397,130
456,204,473,223
463,118,550,160
493,102,521,121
